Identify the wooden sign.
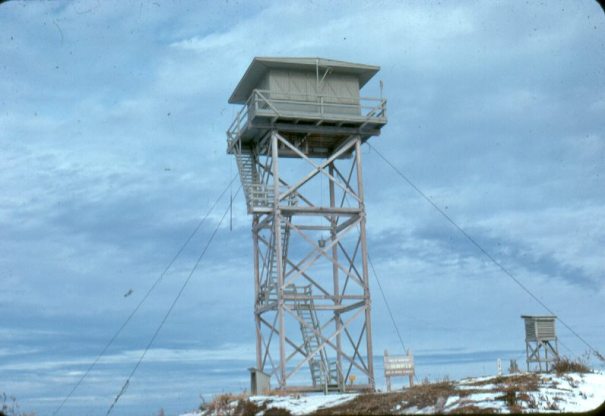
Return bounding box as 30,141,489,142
384,349,414,391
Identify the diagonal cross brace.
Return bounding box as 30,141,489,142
277,134,361,204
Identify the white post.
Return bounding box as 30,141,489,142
384,349,391,392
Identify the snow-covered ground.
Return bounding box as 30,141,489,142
179,393,357,416
524,372,605,413
410,372,605,414
249,393,358,415
182,371,605,415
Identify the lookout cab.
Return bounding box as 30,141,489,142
227,57,387,160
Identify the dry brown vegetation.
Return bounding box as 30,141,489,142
1,393,35,416
202,370,593,415
204,393,249,415
203,392,293,416
310,374,544,415
552,356,591,374
491,374,540,413
311,381,457,415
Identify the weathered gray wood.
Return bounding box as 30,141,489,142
355,138,375,390
384,349,415,391
228,57,385,392
521,315,559,372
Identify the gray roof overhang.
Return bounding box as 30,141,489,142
229,57,380,104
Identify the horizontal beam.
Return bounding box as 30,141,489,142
256,300,366,314
280,206,361,216
279,384,373,393
252,206,362,216
254,222,334,232
288,224,332,231
282,295,365,301
251,122,383,137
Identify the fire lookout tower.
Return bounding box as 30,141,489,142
227,57,387,392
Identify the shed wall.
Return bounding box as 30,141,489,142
320,73,360,103
524,318,556,341
257,73,270,91
268,69,318,100
524,319,536,340
535,320,556,339
264,69,361,116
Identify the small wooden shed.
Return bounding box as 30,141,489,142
521,315,559,372
522,315,557,341
248,367,271,395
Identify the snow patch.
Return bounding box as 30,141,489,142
184,371,605,415
251,393,357,415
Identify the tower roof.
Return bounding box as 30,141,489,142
521,315,557,320
228,57,380,104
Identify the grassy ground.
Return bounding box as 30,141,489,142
202,357,599,415
312,376,537,415
312,381,458,415
202,375,541,415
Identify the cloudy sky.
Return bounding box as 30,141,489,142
1,0,604,414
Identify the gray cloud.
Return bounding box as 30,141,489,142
1,1,604,414
410,223,598,289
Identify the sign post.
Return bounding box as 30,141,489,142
383,349,415,392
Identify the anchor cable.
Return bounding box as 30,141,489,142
106,186,241,415
368,253,407,354
52,174,239,415
367,142,603,362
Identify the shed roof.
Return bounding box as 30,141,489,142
229,57,380,104
521,315,557,320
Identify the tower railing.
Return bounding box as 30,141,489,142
227,89,387,146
